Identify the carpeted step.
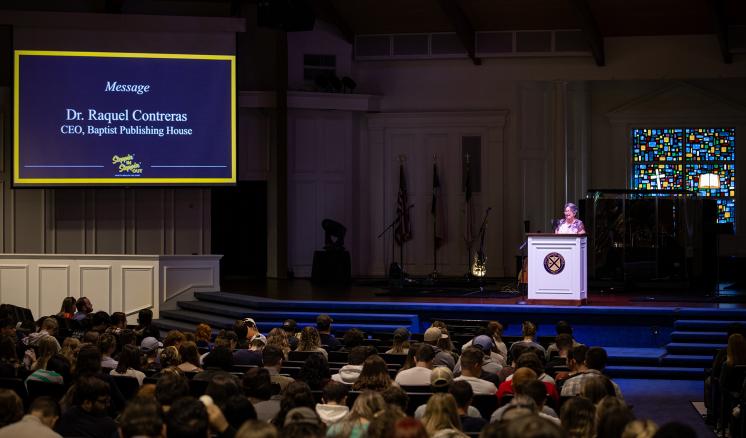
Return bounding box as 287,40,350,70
157,309,408,334
665,342,726,356
177,300,419,328
605,365,704,379
670,331,727,343
674,319,746,332
605,347,664,366
660,354,714,367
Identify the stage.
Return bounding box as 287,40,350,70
152,277,746,380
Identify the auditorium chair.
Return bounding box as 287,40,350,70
328,351,349,363
26,380,66,403
189,379,209,398
380,354,407,367
143,376,159,386
404,393,432,416
280,366,302,378
288,351,324,362
472,394,498,419
111,375,140,400
0,378,29,406
399,385,433,393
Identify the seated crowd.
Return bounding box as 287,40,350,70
0,299,697,438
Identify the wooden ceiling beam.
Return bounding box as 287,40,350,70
313,0,355,44
568,0,605,66
707,0,732,64
435,0,481,65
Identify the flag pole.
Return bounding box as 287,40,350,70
431,154,438,279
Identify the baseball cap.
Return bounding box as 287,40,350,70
250,334,267,346
243,317,257,327
431,366,453,387
282,319,297,331
424,327,445,343
140,337,163,353
473,335,494,352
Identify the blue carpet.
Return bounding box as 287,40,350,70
616,378,715,437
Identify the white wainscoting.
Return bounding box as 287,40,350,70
0,254,221,322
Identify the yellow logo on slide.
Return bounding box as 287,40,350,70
112,154,143,175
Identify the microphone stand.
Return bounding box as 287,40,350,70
377,204,414,286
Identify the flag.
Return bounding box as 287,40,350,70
464,158,475,245
432,162,446,249
394,162,412,246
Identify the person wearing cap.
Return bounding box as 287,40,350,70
423,327,455,370
140,337,163,372
394,344,434,386
233,333,265,367
453,347,498,395
316,314,342,351
450,380,487,433
385,328,411,355
413,367,483,420
453,335,502,378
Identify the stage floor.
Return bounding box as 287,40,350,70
220,277,746,309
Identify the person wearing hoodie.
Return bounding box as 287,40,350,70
331,345,376,385
315,381,349,426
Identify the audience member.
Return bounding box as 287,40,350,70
195,323,212,350
155,371,190,412
0,396,60,438
500,414,564,438
453,347,498,395
546,334,574,376
57,297,76,320
223,395,258,430
281,319,299,350
165,397,209,438
508,321,546,360
450,380,487,433
0,334,24,379
23,318,61,351
73,297,93,321
392,418,429,438
56,376,118,438
421,393,463,437
395,343,435,386
282,407,325,436
266,328,291,358
0,389,24,428
163,331,186,350
272,381,316,428
135,309,160,341
327,390,386,437
73,344,126,412
352,354,396,391
159,346,182,369
381,385,410,412
297,353,331,391
316,314,342,350
234,335,265,367
263,344,295,391
242,367,281,421
236,420,278,438
560,396,596,438
296,327,328,359
315,381,349,426
332,345,376,384
27,353,70,386
595,396,634,438
178,341,205,373
386,327,411,355
621,419,658,438
560,347,623,400
545,321,581,360
118,396,164,438
367,405,407,438
423,327,456,370
341,328,366,351
454,335,502,374
97,333,118,369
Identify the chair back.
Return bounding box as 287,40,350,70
26,380,66,403
111,375,140,400
472,394,498,419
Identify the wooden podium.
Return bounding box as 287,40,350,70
527,233,587,305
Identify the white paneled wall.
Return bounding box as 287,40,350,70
0,255,220,321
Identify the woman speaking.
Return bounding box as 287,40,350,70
555,203,586,235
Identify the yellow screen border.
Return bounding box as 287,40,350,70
13,50,236,186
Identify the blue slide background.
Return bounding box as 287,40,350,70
17,53,232,182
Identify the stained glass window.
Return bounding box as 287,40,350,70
631,128,736,224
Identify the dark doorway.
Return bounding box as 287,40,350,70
212,182,267,286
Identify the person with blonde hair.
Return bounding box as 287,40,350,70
266,328,291,358
420,393,465,437
621,419,658,438
159,346,181,369
60,338,80,364
297,327,328,359
327,390,386,438
236,420,278,438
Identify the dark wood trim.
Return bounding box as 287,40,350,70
527,298,587,306
435,0,481,65
568,0,605,66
